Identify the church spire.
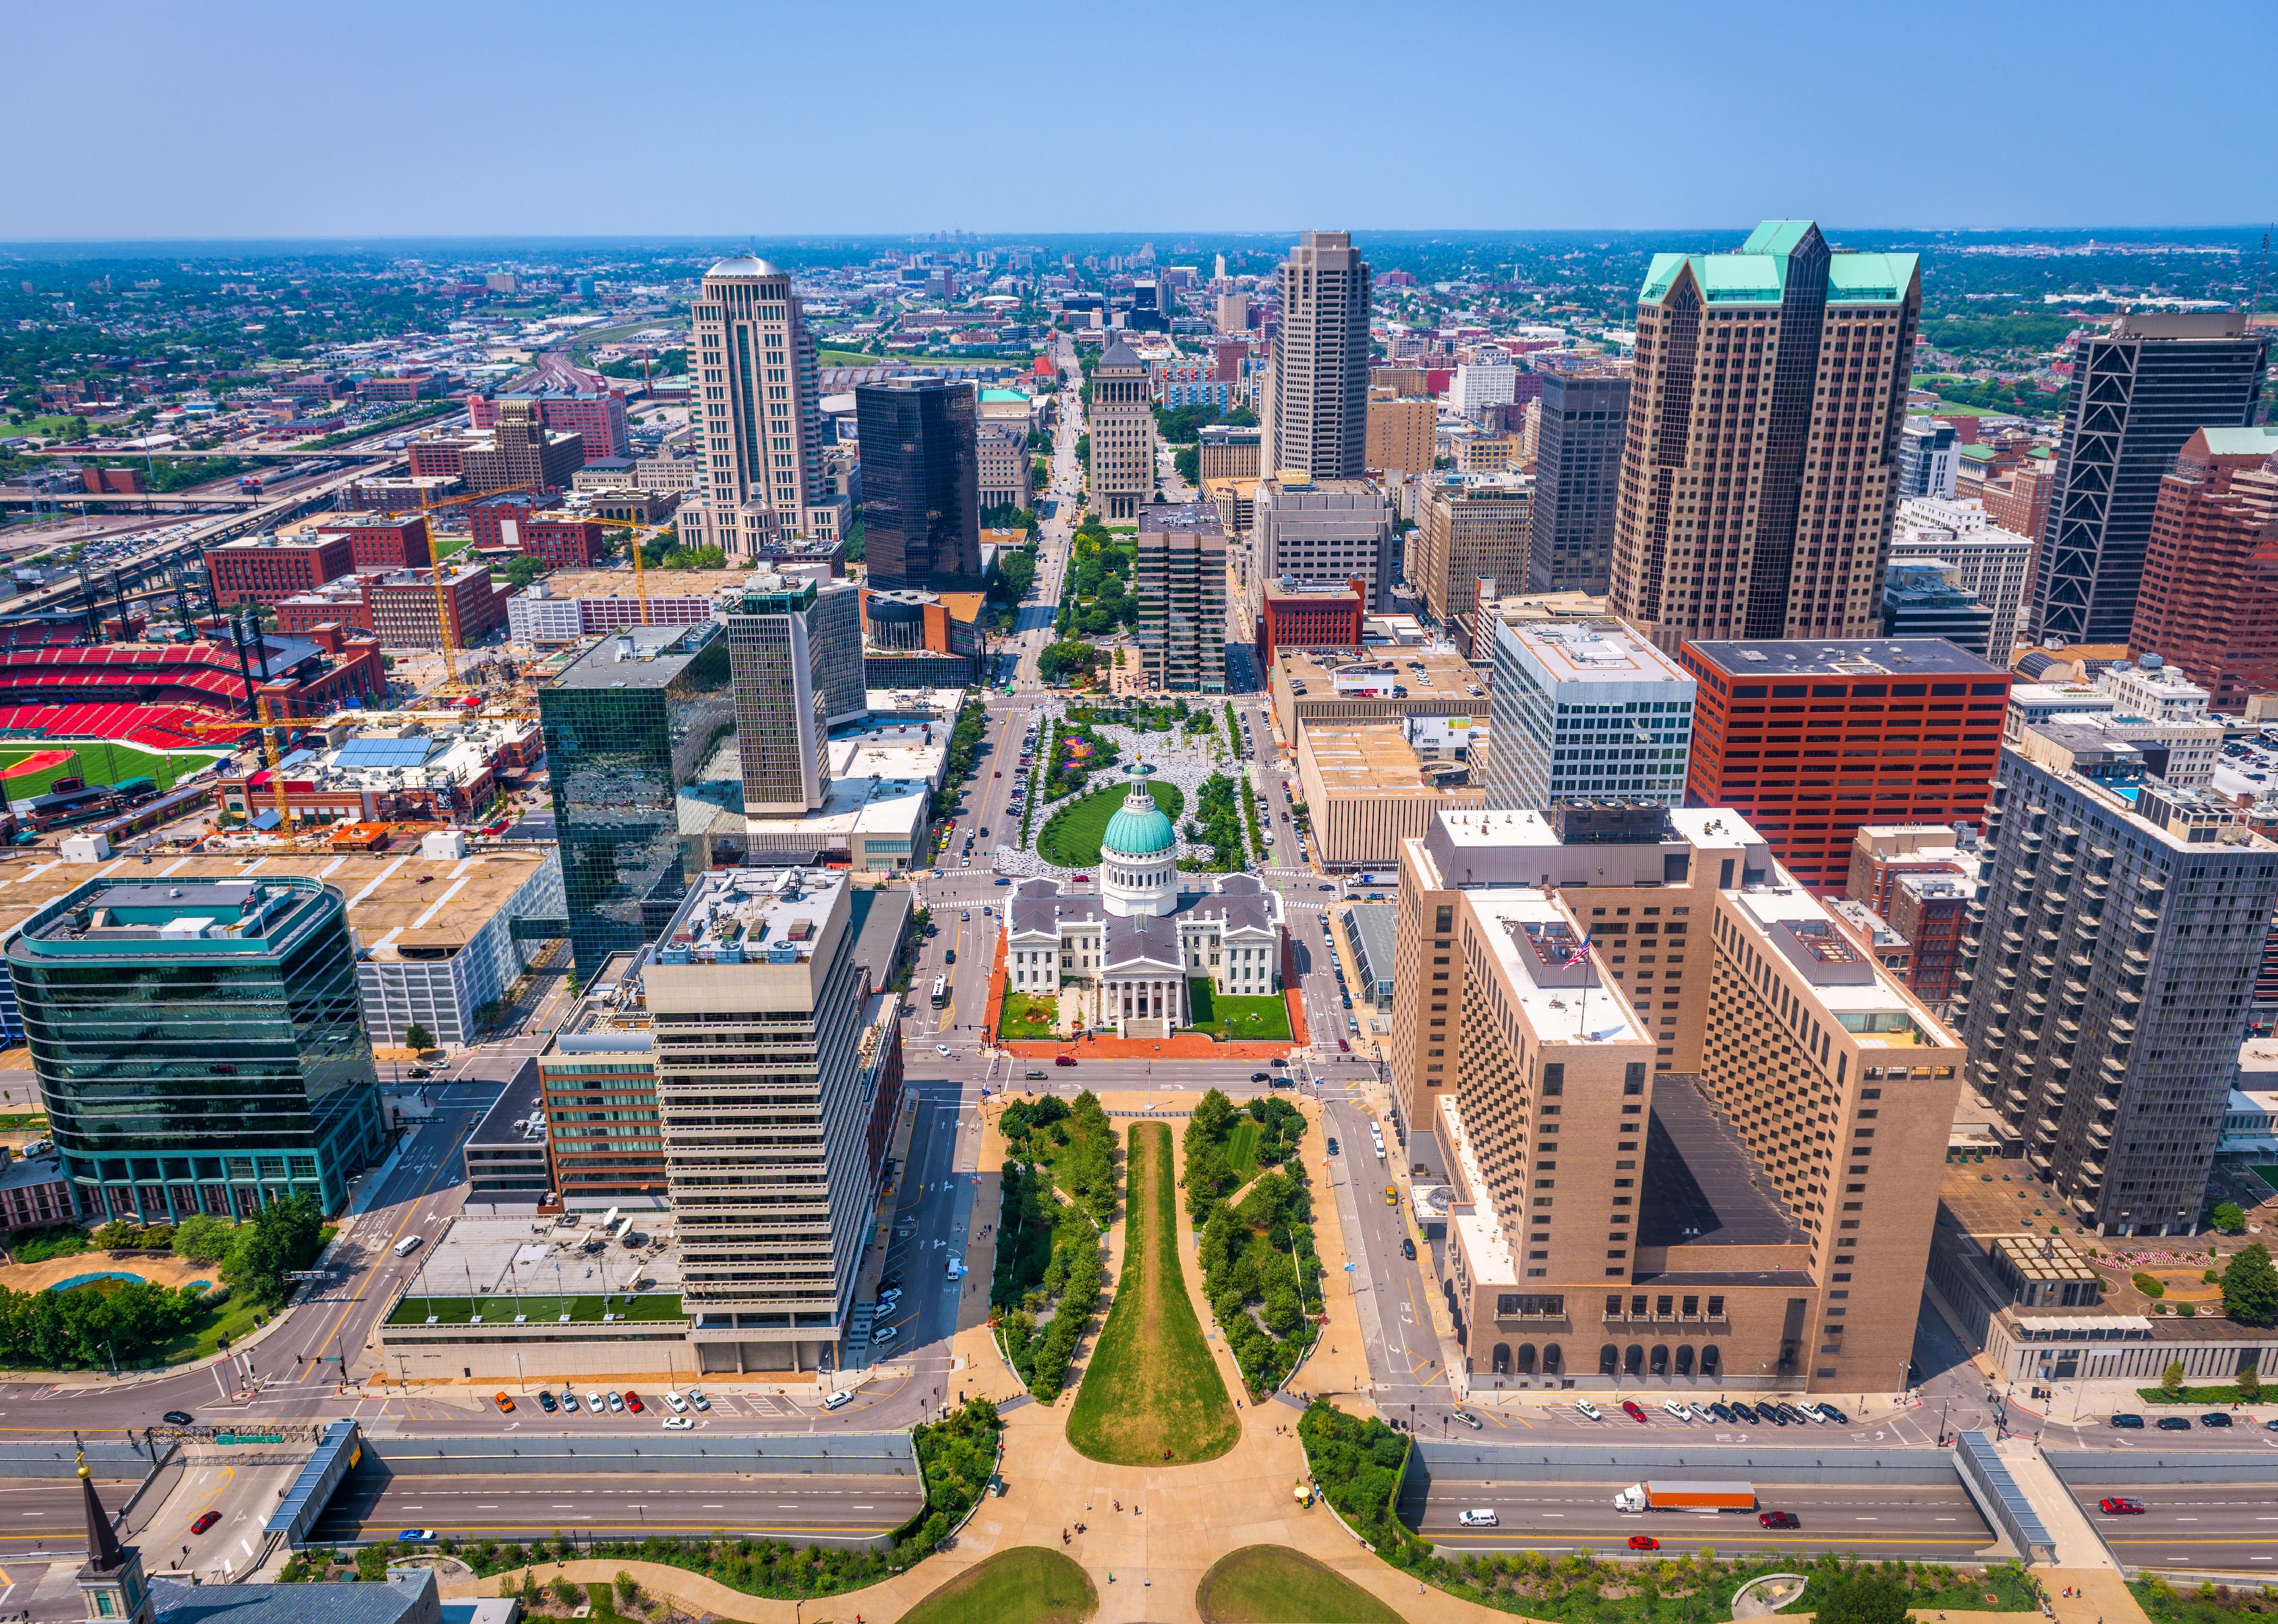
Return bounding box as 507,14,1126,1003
79,1452,127,1574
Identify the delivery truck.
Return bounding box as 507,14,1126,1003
1614,1480,1756,1513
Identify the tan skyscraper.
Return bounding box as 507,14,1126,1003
1366,393,1436,478
1413,473,1532,655
1088,337,1156,521
1608,221,1921,651
683,256,846,560
1267,231,1371,480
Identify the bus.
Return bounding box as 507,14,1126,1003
931,975,948,1007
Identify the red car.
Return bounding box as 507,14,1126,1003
1621,1399,1648,1423
624,1392,643,1414
2100,1497,2146,1516
1759,1511,1800,1529
1056,1055,1079,1067
191,1511,219,1535
1628,1535,1660,1551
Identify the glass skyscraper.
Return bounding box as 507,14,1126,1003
538,621,736,980
855,378,981,590
9,874,385,1217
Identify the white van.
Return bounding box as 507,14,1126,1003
394,1235,423,1258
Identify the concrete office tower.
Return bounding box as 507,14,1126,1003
1609,221,1922,652
1954,734,2278,1235
1897,417,1959,500
1528,372,1631,594
727,574,863,817
684,256,841,559
647,867,896,1373
1246,475,1396,635
2128,425,2278,711
1267,231,1371,480
538,621,735,980
1198,423,1261,481
1135,502,1228,693
1482,617,1694,810
1414,473,1533,654
1881,561,1995,658
1391,805,1961,1392
2032,312,2270,645
1450,361,1518,418
1216,291,1250,333
1087,338,1156,522
858,378,982,589
1365,394,1436,479
9,874,386,1217
1891,496,2035,664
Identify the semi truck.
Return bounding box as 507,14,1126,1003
1614,1481,1756,1513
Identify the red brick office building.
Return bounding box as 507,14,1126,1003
205,534,357,607
1678,639,2012,894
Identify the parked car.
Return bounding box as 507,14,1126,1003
664,1391,688,1413
561,1392,581,1413
1401,1237,1416,1259
2156,1415,2193,1431
1708,1401,1737,1423
2201,1411,2234,1428
604,1392,623,1413
1816,1402,1851,1425
2109,1412,2145,1429
624,1392,643,1413
688,1389,710,1412
1662,1400,1692,1422
1326,1137,1339,1156
537,1391,557,1413
1574,1399,1604,1421
1384,1185,1397,1206
874,1325,899,1344
1620,1399,1648,1423
493,1393,514,1413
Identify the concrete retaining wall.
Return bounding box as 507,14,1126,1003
0,1441,160,1479
2045,1450,2278,1486
1407,1441,1959,1491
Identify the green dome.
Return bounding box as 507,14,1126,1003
1102,777,1176,858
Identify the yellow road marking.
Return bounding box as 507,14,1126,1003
313,1113,472,1366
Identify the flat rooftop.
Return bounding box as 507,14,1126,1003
1301,724,1473,796
406,1211,680,1304
1502,618,1694,689
520,566,748,601
1466,887,1647,1046
657,867,847,966
1637,1079,1808,1250
1731,885,1941,1042
547,620,723,690
1276,644,1478,694
1685,638,2008,679
468,1063,546,1153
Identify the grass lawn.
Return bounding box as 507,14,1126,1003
384,1293,685,1327
0,740,220,795
1184,980,1294,1042
899,1546,1097,1624
1199,1546,1400,1624
1037,780,1184,868
154,1288,265,1364
1000,990,1060,1040
1066,1122,1238,1464
1221,1119,1261,1181
2250,1165,2278,1193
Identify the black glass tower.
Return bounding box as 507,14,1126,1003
1528,372,1631,594
855,378,981,590
9,874,385,1218
537,621,736,980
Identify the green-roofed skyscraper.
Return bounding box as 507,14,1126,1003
1609,220,1922,652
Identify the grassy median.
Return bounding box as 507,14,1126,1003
900,1545,1097,1624
1037,780,1183,868
1066,1121,1238,1464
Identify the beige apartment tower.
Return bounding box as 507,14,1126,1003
1089,337,1156,521
1267,231,1371,480
1391,803,1961,1394
685,256,843,559
1135,501,1228,693
1609,221,1922,652
1366,393,1437,479
1413,472,1533,655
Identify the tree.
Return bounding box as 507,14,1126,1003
2223,1242,2278,1328
1813,1573,1914,1624
2161,1359,2187,1397
2211,1201,2247,1234
222,1193,326,1308
402,1022,436,1054
2239,1364,2263,1402
613,1572,639,1610
498,554,545,589
172,1214,236,1266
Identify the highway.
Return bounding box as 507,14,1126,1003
2065,1476,2278,1574
0,1478,141,1560
307,1469,922,1548
1404,1478,1999,1560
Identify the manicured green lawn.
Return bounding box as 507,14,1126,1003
1000,990,1060,1040
1037,780,1184,868
0,740,219,795
1184,981,1293,1042
384,1294,684,1327
2250,1165,2278,1193
1198,1545,1400,1624
1066,1123,1238,1464
900,1545,1097,1624
155,1289,266,1364
1221,1120,1261,1181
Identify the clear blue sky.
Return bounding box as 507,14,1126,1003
11,0,2274,240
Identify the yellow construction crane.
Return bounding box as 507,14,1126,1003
180,703,292,831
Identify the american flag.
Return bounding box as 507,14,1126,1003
1562,933,1591,968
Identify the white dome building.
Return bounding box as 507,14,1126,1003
1099,764,1180,919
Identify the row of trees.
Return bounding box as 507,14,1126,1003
1184,773,1247,871
1185,1091,1322,1397
993,1092,1115,1401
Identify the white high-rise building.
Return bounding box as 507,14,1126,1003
1482,616,1696,810
1449,361,1519,418
683,256,847,560
1891,496,2036,664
